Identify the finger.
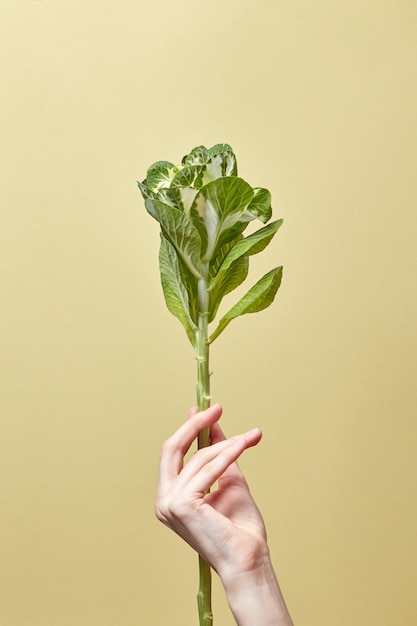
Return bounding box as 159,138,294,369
187,406,199,420
158,405,223,484
210,422,262,482
177,428,262,495
187,431,261,495
210,421,226,445
211,421,262,450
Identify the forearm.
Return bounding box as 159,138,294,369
220,555,294,626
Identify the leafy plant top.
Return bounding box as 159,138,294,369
138,143,283,347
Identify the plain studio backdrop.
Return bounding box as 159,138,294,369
1,2,416,625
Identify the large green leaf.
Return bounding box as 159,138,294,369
145,198,203,278
209,266,283,343
159,234,197,346
208,220,283,293
190,177,256,261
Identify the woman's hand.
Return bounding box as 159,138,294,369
155,404,266,577
155,405,294,626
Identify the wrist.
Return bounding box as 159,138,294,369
220,555,293,626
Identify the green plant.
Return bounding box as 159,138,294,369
138,143,283,625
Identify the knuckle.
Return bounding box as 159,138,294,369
154,502,166,523
161,437,174,456
154,494,182,524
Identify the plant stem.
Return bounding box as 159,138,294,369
195,274,213,626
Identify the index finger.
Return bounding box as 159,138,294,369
158,404,223,483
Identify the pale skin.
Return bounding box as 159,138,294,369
155,404,294,626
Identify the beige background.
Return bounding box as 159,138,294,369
1,1,416,625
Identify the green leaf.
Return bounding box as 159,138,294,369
208,235,242,282
207,143,234,157
207,235,248,322
146,161,176,192
182,145,209,166
202,145,238,183
190,177,256,261
145,198,203,278
169,166,202,212
137,180,152,201
177,252,200,326
208,220,283,293
159,234,198,346
171,165,204,189
208,255,249,322
247,187,272,223
152,186,185,212
209,266,283,343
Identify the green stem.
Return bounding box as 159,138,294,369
195,274,213,626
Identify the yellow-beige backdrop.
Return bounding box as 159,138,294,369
1,1,416,625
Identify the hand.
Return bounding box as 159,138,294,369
155,405,294,626
155,404,266,577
